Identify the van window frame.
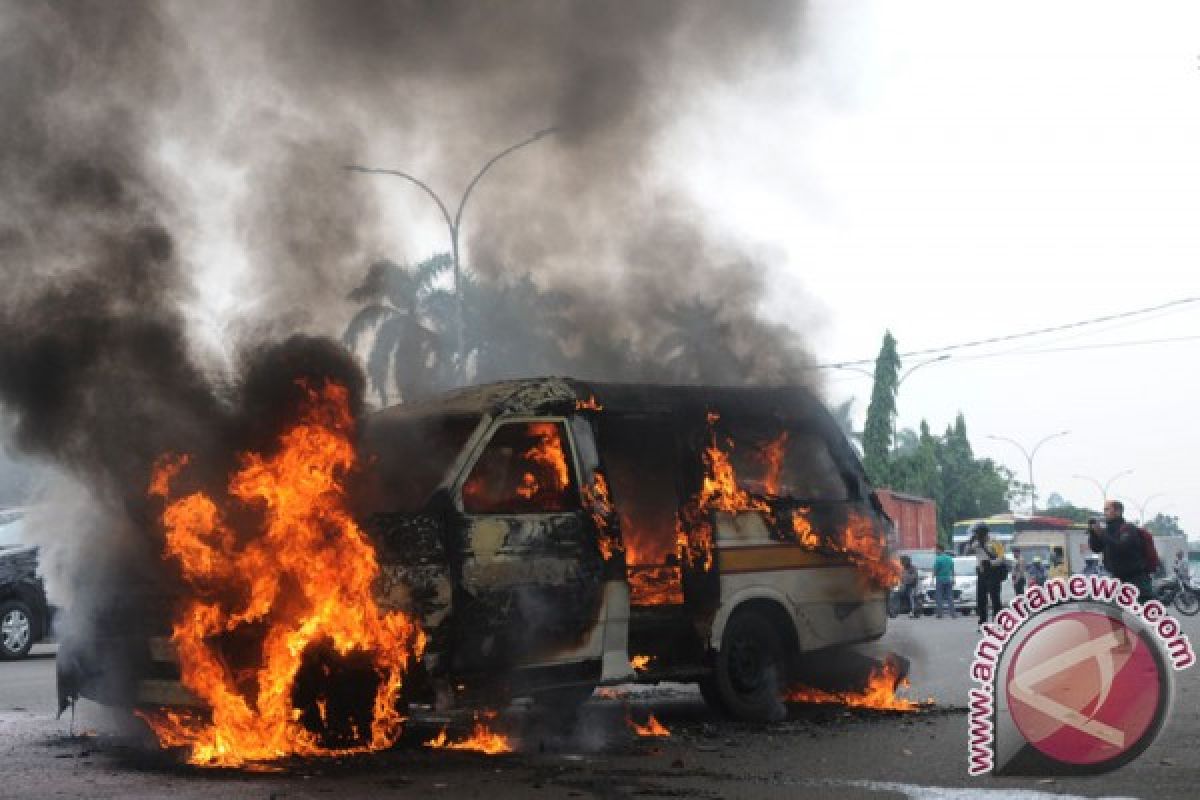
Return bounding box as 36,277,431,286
453,415,585,516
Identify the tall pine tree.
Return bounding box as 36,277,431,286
862,331,900,486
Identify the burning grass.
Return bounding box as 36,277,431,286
139,381,426,767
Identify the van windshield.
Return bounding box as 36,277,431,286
359,412,482,513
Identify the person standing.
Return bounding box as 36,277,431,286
969,524,1003,629
1173,551,1192,585
1088,501,1156,603
1011,549,1027,596
899,555,922,619
1028,556,1048,587
933,543,956,618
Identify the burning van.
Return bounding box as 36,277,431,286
59,377,896,742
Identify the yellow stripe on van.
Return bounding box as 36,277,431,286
718,544,846,574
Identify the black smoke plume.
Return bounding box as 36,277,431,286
0,0,819,698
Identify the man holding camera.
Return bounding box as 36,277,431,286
1087,500,1157,603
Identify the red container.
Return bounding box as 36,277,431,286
874,488,938,550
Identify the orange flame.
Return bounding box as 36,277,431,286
140,381,426,767
785,657,925,712
425,719,513,755
525,422,570,488
674,412,769,573
627,564,683,606
790,508,820,548
757,432,788,497
836,510,901,588
575,395,604,412
582,470,622,562
630,654,652,671
627,713,670,737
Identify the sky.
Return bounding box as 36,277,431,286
5,1,1197,541
674,0,1200,535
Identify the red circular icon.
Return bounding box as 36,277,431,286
1006,610,1163,766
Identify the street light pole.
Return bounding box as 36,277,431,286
1072,469,1134,510
1129,493,1167,525
347,127,557,377
987,430,1070,515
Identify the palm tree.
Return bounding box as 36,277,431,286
343,254,452,405
425,271,575,384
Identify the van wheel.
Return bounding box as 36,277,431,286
1,600,35,660
710,610,786,722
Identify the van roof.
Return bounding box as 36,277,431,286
372,377,831,423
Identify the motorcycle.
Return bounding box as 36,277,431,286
1153,575,1200,616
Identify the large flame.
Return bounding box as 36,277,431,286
674,412,771,574
755,432,788,497
785,658,925,712
140,381,426,767
516,421,570,500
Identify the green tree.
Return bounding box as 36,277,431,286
891,420,941,501
862,331,900,485
1041,494,1100,524
889,412,1013,542
893,427,920,456
1146,513,1186,538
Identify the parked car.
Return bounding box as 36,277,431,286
0,508,55,659
920,555,1016,615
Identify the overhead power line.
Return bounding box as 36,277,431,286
953,333,1200,360
818,296,1200,368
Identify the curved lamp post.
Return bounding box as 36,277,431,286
347,127,557,376
829,354,951,450
1127,492,1168,525
987,430,1070,515
1072,469,1134,511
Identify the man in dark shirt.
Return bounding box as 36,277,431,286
1087,500,1154,602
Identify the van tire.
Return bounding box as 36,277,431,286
709,609,787,722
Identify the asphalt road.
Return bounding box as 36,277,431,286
1,614,1198,799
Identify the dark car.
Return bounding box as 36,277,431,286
0,509,54,659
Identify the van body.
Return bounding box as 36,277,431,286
59,378,892,722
